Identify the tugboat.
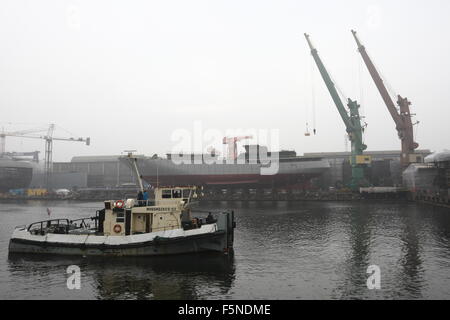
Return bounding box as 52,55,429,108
8,154,236,257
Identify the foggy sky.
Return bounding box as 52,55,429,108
1,0,449,162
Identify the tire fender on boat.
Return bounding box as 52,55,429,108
113,224,122,234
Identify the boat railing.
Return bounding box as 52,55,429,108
181,217,216,231
27,219,71,235
69,216,98,230
135,200,156,207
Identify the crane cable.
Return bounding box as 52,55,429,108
358,54,365,118
356,33,399,109
305,56,310,136
309,54,350,129
326,66,350,114
369,53,399,111
55,124,79,138
310,56,317,135
414,121,420,143
372,54,420,140
358,56,367,144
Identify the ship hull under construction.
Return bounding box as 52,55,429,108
131,156,331,190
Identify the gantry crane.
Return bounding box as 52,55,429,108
351,30,420,168
223,136,253,161
305,33,370,190
0,124,90,189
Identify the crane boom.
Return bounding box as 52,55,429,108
4,134,90,144
304,33,369,190
304,34,353,131
351,30,419,167
304,34,366,153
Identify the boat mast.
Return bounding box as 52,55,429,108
126,151,144,192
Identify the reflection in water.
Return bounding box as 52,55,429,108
335,204,373,299
395,207,425,298
93,253,235,300
3,200,450,299
8,253,235,300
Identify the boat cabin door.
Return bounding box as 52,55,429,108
125,209,131,235
145,214,152,233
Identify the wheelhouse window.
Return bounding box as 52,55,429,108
182,189,191,198
116,212,124,223
162,189,172,199
172,189,182,198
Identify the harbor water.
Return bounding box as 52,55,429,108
0,200,450,299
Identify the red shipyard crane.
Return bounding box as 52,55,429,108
351,30,420,168
223,136,253,161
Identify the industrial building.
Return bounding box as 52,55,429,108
305,150,431,188
51,155,138,188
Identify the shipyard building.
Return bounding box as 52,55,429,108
48,156,138,189
305,150,431,188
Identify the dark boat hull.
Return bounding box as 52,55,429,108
9,231,229,256
9,211,236,257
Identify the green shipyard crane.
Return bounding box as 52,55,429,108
304,33,370,190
